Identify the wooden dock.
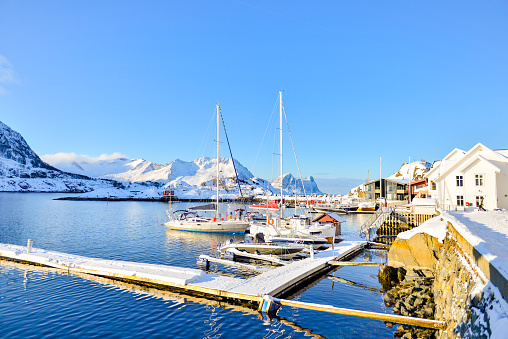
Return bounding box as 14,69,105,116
0,241,363,302
0,240,446,330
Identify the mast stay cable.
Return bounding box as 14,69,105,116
220,110,244,201
282,105,309,204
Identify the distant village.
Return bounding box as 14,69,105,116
349,142,508,212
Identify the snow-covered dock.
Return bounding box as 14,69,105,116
0,241,364,304
1,240,449,329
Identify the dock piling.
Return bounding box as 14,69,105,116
26,239,33,254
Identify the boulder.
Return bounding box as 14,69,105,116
388,232,443,269
378,265,399,289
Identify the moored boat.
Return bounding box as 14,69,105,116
164,104,249,233
219,235,305,259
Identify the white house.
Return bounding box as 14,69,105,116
425,143,508,211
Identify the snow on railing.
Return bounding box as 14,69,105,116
360,207,393,241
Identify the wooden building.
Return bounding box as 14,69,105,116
313,212,345,236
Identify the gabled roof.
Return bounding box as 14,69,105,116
442,148,466,161
457,154,501,174
430,143,506,181
426,148,466,178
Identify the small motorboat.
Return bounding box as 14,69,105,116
264,235,328,246
219,234,305,260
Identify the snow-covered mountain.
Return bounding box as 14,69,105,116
0,121,112,192
1,120,325,197
272,173,323,195
43,151,323,197
42,153,256,186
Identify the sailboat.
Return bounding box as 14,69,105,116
164,104,250,234
248,91,336,243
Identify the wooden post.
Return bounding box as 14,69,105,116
271,297,447,330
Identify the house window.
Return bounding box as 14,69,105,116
475,174,484,186
476,196,484,207
456,175,463,187
457,195,464,206
431,181,436,190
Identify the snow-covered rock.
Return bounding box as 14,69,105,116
387,160,431,181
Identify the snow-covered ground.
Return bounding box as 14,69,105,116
397,210,508,338
443,210,508,281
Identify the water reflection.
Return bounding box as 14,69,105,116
0,260,328,338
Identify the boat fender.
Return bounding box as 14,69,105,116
224,250,235,261
267,218,274,225
196,257,210,271
259,295,281,315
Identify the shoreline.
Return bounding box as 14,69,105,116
54,196,260,203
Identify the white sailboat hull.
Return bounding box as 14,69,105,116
165,220,249,234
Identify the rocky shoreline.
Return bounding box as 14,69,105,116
380,265,438,338
378,218,504,338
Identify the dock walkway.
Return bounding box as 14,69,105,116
0,241,365,303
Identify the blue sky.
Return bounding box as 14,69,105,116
1,1,507,194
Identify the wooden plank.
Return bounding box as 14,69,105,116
266,244,365,297
272,297,447,330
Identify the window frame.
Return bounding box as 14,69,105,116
456,175,463,187
457,195,464,207
475,174,484,186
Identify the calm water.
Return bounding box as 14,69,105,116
0,193,396,338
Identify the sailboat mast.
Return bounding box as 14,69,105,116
216,104,220,220
279,91,283,215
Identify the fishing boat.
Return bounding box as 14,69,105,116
219,234,305,259
164,104,249,233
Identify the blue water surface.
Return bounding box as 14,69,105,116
0,193,396,338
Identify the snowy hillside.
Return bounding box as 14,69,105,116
387,161,431,181
41,152,134,178
0,121,114,193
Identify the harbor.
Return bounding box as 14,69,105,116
0,193,426,338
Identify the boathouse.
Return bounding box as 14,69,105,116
313,212,345,236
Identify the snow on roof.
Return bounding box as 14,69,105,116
326,212,346,223
496,149,508,159
411,198,437,206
